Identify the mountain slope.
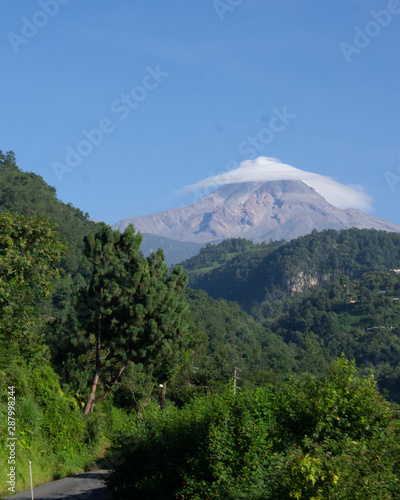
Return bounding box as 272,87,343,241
113,180,400,244
0,152,97,273
182,229,400,310
140,234,203,266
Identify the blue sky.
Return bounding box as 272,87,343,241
1,0,400,226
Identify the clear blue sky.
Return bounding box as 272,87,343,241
1,0,400,226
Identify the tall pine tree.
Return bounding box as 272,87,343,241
79,223,190,414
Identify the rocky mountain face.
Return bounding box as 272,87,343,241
113,180,400,245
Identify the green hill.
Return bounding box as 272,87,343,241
3,148,400,402
182,288,295,391
265,270,400,401
2,149,400,498
0,150,97,274
183,228,400,310
182,232,400,402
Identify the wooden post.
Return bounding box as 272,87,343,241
29,461,34,500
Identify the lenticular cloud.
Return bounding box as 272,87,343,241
183,157,373,211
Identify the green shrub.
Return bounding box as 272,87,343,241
107,358,400,499
0,354,112,496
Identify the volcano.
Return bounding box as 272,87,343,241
113,180,400,244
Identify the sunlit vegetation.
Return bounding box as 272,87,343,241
1,149,400,498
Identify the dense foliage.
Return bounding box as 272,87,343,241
0,150,97,273
0,212,66,352
107,358,400,499
183,229,400,309
3,149,400,497
78,223,191,414
182,233,400,402
0,168,191,495
182,288,295,394
0,211,127,497
0,353,128,497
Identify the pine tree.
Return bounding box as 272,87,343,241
80,223,190,415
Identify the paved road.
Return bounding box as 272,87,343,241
3,470,112,500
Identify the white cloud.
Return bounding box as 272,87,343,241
182,157,373,211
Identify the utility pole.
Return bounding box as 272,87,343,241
233,367,241,395
159,382,167,409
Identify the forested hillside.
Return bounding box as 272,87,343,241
0,208,120,497
183,229,400,309
182,289,295,393
0,150,97,273
2,149,400,498
182,232,400,402
264,271,400,401
0,152,194,495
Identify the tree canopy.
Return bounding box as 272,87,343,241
0,149,97,274
183,229,400,309
78,223,191,414
0,211,66,349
